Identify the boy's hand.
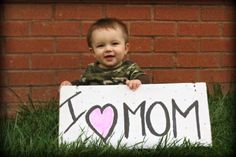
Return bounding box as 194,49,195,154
126,79,141,91
60,80,72,86
59,80,72,92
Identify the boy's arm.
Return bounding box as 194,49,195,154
71,80,81,86
128,62,150,84
136,74,150,84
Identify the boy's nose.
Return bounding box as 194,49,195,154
105,45,113,52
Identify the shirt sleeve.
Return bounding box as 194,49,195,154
71,79,81,86
128,62,151,84
137,74,151,84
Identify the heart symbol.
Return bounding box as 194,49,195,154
85,104,118,142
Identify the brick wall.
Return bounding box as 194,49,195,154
1,1,235,117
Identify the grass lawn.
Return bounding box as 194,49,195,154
0,85,235,157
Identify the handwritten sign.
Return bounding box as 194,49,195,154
59,83,212,148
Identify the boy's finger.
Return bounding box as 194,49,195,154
129,82,133,89
134,83,139,90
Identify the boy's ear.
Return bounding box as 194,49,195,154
89,47,94,53
125,42,129,54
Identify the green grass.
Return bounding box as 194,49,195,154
0,84,235,157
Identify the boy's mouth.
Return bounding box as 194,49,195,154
104,55,115,61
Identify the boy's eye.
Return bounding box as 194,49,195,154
112,42,119,45
96,44,104,48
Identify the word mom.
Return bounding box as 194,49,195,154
59,83,212,148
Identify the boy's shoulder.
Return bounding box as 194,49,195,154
122,60,135,66
122,60,140,70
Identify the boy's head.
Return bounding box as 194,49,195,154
87,18,129,48
87,18,130,69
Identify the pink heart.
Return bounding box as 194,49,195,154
86,104,117,142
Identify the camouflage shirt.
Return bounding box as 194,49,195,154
71,60,150,85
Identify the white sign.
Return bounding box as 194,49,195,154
59,83,212,148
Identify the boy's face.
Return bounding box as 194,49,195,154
89,27,129,69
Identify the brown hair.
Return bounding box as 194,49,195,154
87,18,129,48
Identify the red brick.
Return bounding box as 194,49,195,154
154,38,176,52
155,6,200,21
125,0,177,5
2,102,28,118
1,55,29,69
129,54,175,68
220,54,236,67
153,70,198,83
31,55,81,69
6,71,57,86
207,83,236,95
222,23,236,37
0,72,7,86
0,87,29,103
55,4,103,20
31,86,58,101
130,22,176,36
199,69,235,83
31,22,81,36
4,4,52,20
5,38,54,53
56,38,88,52
176,53,220,68
178,23,221,37
1,21,29,36
154,38,199,52
129,38,153,52
179,0,230,4
81,22,93,36
80,54,95,68
176,39,199,52
107,5,151,20
82,20,123,36
201,6,235,21
201,39,235,52
56,70,83,84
